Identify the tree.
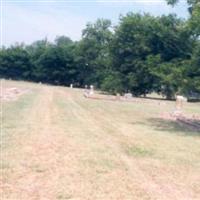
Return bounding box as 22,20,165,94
109,13,192,97
26,39,51,81
167,0,200,98
101,72,123,94
0,44,32,80
167,0,200,36
151,59,186,99
0,13,198,99
77,19,113,87
31,37,76,85
184,42,200,95
55,36,73,47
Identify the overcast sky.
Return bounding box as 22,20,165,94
2,0,189,46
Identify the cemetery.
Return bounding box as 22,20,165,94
83,86,200,131
1,79,200,200
1,0,200,199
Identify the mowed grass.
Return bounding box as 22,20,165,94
0,81,41,174
1,80,200,200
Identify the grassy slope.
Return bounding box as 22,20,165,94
1,80,200,200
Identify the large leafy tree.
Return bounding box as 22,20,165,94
31,37,76,85
0,44,32,80
110,13,156,95
76,19,113,87
26,39,51,81
25,37,77,85
167,0,200,97
110,13,192,97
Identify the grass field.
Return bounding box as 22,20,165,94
0,80,200,200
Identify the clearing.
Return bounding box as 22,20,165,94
0,80,200,200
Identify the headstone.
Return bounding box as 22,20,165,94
174,95,187,114
70,84,73,89
116,93,121,100
124,93,132,99
84,85,89,98
89,85,94,95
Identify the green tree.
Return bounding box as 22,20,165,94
26,39,50,81
110,13,192,97
0,44,32,80
167,0,200,36
185,43,200,95
32,37,76,85
77,19,113,87
101,72,123,94
167,0,200,98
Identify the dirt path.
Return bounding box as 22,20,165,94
1,85,199,200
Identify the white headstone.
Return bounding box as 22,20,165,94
89,85,94,95
124,93,132,99
70,84,73,89
175,95,187,114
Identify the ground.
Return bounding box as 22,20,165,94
0,80,200,200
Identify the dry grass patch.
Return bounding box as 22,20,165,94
1,80,200,200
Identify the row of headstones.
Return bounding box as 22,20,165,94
116,93,188,114
70,84,94,96
70,83,133,98
70,83,187,113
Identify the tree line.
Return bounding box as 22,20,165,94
0,1,199,99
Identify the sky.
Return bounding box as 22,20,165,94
1,0,189,46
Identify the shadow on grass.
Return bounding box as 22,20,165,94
132,118,200,137
141,96,200,102
140,96,173,101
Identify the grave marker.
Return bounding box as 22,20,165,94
89,85,94,95
174,95,187,114
116,93,121,100
124,93,132,99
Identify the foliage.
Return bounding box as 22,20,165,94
100,71,123,94
0,13,199,99
0,45,32,80
167,0,200,36
109,13,193,97
77,19,113,87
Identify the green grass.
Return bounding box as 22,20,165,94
125,145,155,157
